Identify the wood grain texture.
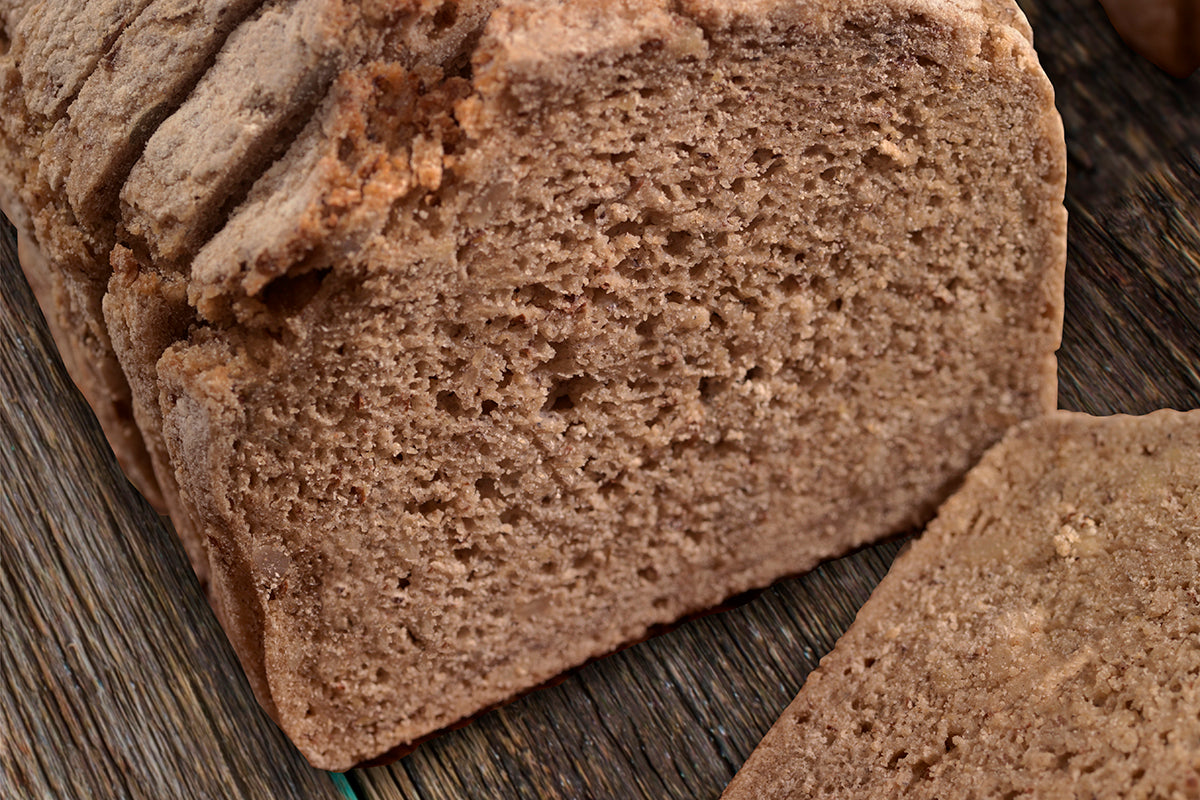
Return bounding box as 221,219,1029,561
2,0,1198,797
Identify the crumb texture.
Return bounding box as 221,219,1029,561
723,410,1200,800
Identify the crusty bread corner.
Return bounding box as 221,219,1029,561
722,409,1200,799
2,0,1066,770
0,0,500,520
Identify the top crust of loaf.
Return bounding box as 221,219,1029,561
723,410,1200,799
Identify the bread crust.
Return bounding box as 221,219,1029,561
1099,0,1200,77
14,226,165,505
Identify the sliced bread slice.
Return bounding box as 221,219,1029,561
723,410,1200,799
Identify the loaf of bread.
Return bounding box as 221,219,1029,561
0,0,1066,769
723,410,1200,799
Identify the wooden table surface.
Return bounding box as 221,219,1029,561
2,0,1197,797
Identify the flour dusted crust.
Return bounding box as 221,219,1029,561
1,0,1065,769
723,410,1200,799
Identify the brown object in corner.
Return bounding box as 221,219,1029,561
1099,0,1200,77
723,410,1200,799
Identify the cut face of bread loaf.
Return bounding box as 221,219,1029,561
1,0,1065,769
722,410,1200,799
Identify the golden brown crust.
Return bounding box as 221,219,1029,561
157,339,280,720
103,250,206,577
